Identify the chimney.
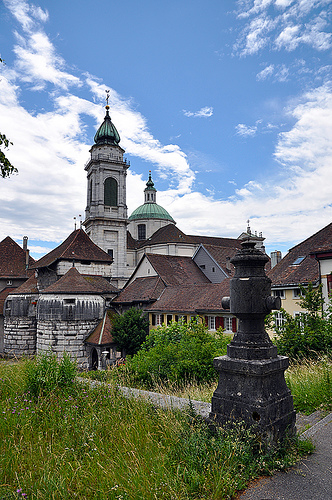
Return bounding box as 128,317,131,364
270,250,282,268
23,236,29,269
23,236,28,251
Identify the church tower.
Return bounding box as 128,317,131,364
83,98,129,288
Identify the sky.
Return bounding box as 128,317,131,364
0,0,331,260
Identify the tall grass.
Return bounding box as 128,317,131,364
0,359,311,500
286,357,332,415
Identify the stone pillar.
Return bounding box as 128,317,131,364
210,239,296,443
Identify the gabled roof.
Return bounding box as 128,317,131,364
268,222,332,287
31,229,113,269
113,276,166,304
85,311,115,345
82,275,119,294
137,224,192,248
188,234,242,248
145,281,231,314
41,267,101,294
144,253,210,286
0,236,35,278
9,274,38,295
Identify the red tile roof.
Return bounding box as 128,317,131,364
189,234,242,248
85,311,115,345
113,276,166,304
41,267,101,294
268,222,332,287
145,253,210,285
9,274,38,294
0,236,35,278
145,281,231,314
31,229,113,269
82,275,119,294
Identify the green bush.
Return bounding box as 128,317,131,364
272,284,332,360
120,317,229,388
24,350,77,397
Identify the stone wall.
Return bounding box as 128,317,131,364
4,316,37,356
37,319,99,368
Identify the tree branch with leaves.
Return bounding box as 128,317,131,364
0,57,17,178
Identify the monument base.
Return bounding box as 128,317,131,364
210,355,296,444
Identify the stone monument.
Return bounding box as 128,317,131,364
210,239,296,443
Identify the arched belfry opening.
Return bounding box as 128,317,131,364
104,177,118,206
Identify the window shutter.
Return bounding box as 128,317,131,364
232,317,237,332
220,317,225,329
161,314,164,324
152,314,156,326
205,316,208,327
215,316,221,329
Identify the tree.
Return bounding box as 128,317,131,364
272,283,332,359
0,57,17,178
0,133,17,178
111,308,149,356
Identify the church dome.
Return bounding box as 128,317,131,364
94,106,120,146
129,203,175,222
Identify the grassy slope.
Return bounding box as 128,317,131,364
0,360,312,500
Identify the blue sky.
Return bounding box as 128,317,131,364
0,0,331,259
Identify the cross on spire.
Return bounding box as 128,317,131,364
105,89,110,106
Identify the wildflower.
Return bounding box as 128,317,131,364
17,489,22,494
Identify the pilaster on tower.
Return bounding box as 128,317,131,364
83,102,130,288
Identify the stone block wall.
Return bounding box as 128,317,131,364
37,319,99,369
4,316,37,357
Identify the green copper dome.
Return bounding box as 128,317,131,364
129,203,175,222
94,107,120,146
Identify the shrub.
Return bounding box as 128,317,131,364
111,307,149,356
271,284,332,360
24,350,77,397
120,317,229,388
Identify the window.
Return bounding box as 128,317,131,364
155,314,164,325
104,177,118,206
274,312,285,330
167,314,172,325
138,224,146,240
6,280,12,286
212,267,215,272
209,316,216,331
293,288,303,298
273,289,285,299
292,256,305,265
64,298,75,304
89,179,93,203
224,317,232,332
200,265,206,269
108,249,114,259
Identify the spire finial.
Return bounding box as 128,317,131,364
105,89,110,110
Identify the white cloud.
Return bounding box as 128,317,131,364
0,0,195,243
257,64,275,80
183,106,214,118
1,0,332,260
234,0,332,56
235,123,258,137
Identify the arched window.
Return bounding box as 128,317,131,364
138,224,146,240
89,179,93,203
104,177,118,206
